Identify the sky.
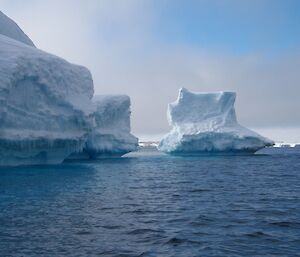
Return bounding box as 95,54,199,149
1,0,300,141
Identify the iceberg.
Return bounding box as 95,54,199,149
0,25,94,166
69,95,138,159
158,88,274,154
0,11,138,166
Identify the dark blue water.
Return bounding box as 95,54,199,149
1,149,300,257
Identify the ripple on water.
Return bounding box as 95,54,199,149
0,154,299,256
127,228,164,235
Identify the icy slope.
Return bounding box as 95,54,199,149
159,88,273,154
0,11,35,47
69,95,138,159
0,35,94,166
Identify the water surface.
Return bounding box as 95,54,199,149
0,149,300,256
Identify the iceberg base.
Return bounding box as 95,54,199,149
0,136,85,166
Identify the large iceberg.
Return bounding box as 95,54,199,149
0,14,94,166
0,12,138,166
159,88,273,154
0,11,138,166
69,95,138,159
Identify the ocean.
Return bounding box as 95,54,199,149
0,147,300,257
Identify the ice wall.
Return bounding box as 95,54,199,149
0,34,94,166
69,95,138,159
159,88,274,154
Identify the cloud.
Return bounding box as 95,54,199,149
1,0,300,138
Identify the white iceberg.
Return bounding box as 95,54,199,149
0,30,94,166
69,95,138,159
158,88,274,154
0,11,139,166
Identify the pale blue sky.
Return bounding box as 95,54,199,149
154,0,300,54
1,0,300,140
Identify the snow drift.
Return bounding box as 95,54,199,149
69,95,138,159
158,88,273,154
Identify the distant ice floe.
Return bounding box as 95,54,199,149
256,142,300,155
159,88,274,154
273,142,300,148
138,140,300,156
139,141,159,148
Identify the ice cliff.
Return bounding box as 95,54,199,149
159,88,274,154
0,11,137,166
0,35,94,166
69,95,138,159
84,95,138,157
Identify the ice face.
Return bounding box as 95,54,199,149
0,35,94,166
168,88,238,130
69,95,138,159
0,11,35,47
159,88,274,154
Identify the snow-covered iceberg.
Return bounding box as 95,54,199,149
0,15,94,166
0,11,139,166
69,95,138,159
158,88,273,154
